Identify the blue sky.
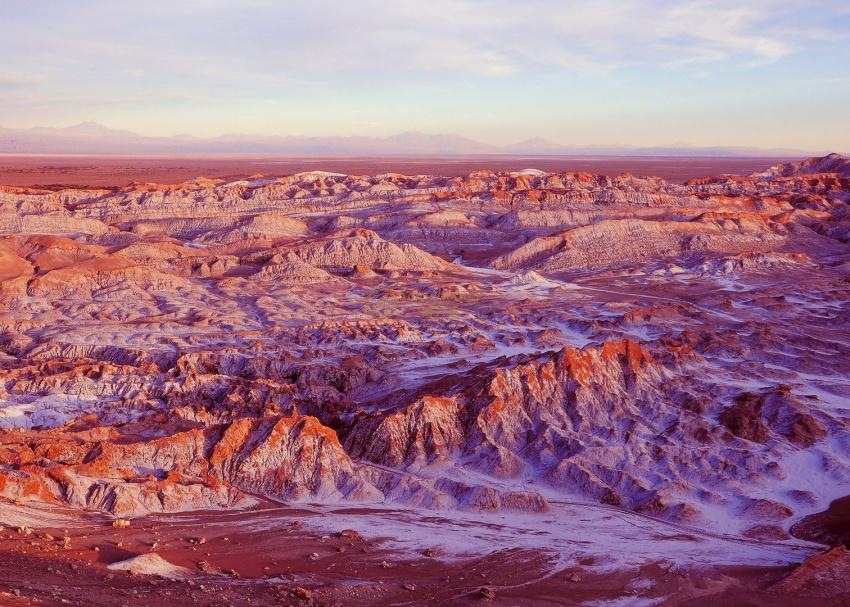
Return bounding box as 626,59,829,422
1,0,849,151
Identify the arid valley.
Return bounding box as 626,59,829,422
0,153,847,605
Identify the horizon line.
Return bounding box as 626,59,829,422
0,121,839,156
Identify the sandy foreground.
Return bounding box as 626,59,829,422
0,498,843,607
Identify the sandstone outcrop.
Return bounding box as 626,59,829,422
0,155,848,554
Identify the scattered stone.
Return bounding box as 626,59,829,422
107,554,190,579
292,587,312,600
478,587,496,601
335,529,361,540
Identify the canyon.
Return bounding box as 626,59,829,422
0,154,848,605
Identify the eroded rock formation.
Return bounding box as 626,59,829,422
0,156,848,552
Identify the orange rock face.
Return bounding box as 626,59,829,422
0,156,849,601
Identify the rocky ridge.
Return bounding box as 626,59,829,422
0,156,848,561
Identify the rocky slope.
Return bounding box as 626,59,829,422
0,155,849,602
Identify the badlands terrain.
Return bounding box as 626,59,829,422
0,154,848,605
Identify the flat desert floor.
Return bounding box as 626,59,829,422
0,154,790,188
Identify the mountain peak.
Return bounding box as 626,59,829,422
514,137,558,146
505,137,568,153
47,122,141,140
63,121,115,134
0,122,834,157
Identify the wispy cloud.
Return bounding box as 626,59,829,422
0,0,847,149
3,0,847,82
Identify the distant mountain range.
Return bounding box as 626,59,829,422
0,122,819,157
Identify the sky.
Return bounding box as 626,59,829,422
1,0,849,151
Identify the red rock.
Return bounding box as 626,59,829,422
0,157,848,604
